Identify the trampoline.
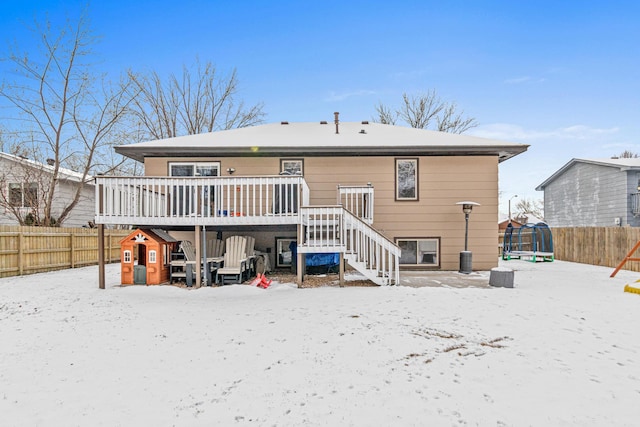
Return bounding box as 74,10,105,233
502,222,554,262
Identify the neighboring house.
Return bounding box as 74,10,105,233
95,117,528,285
511,214,544,225
0,152,95,227
498,217,524,231
536,157,640,227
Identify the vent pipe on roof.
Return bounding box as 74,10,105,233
281,121,289,125
46,158,55,166
334,112,339,134
320,121,327,124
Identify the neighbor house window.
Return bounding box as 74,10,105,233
123,250,132,263
397,238,440,266
149,250,157,264
395,158,418,201
280,159,303,176
8,182,38,208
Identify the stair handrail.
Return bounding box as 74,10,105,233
299,205,400,285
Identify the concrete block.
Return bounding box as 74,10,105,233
490,267,514,288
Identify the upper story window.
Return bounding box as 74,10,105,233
169,162,220,177
9,182,38,208
280,159,303,176
395,158,418,201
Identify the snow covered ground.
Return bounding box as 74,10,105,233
1,259,639,426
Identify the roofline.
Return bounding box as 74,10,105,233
535,158,640,190
116,144,528,163
0,151,94,184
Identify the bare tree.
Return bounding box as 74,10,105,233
374,90,477,133
513,198,544,222
0,11,134,226
373,102,397,125
614,150,639,158
127,60,265,140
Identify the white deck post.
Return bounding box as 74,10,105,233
296,223,304,284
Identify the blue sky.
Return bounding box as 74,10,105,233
2,0,639,215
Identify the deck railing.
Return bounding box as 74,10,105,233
298,205,400,285
337,184,374,224
95,176,309,226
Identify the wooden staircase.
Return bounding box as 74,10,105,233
298,206,400,286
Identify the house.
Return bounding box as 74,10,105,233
94,115,528,287
536,158,640,227
0,152,95,227
498,217,524,232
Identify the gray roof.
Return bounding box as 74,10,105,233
536,157,640,190
0,151,93,184
116,121,528,163
149,229,178,243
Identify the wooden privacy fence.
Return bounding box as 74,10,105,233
499,227,640,273
0,225,130,278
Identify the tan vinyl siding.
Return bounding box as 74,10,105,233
144,155,499,270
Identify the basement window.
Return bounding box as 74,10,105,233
397,238,440,266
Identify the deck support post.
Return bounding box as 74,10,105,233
339,252,344,287
98,224,105,289
296,223,304,285
296,252,304,285
195,225,202,287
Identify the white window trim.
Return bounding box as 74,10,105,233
149,250,157,264
8,182,38,208
123,250,132,263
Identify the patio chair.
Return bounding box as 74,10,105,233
216,236,248,285
242,235,257,279
205,238,225,283
206,238,225,259
170,241,197,286
177,240,219,286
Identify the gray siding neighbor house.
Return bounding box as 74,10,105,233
536,158,640,227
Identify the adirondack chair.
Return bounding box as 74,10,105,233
206,238,225,260
170,241,197,286
216,236,248,285
242,235,257,278
205,238,225,284
176,240,219,286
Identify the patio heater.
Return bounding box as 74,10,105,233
456,201,480,274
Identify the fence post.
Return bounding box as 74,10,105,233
70,231,75,269
107,230,112,264
18,229,24,276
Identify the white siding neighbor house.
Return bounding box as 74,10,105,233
0,152,95,227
